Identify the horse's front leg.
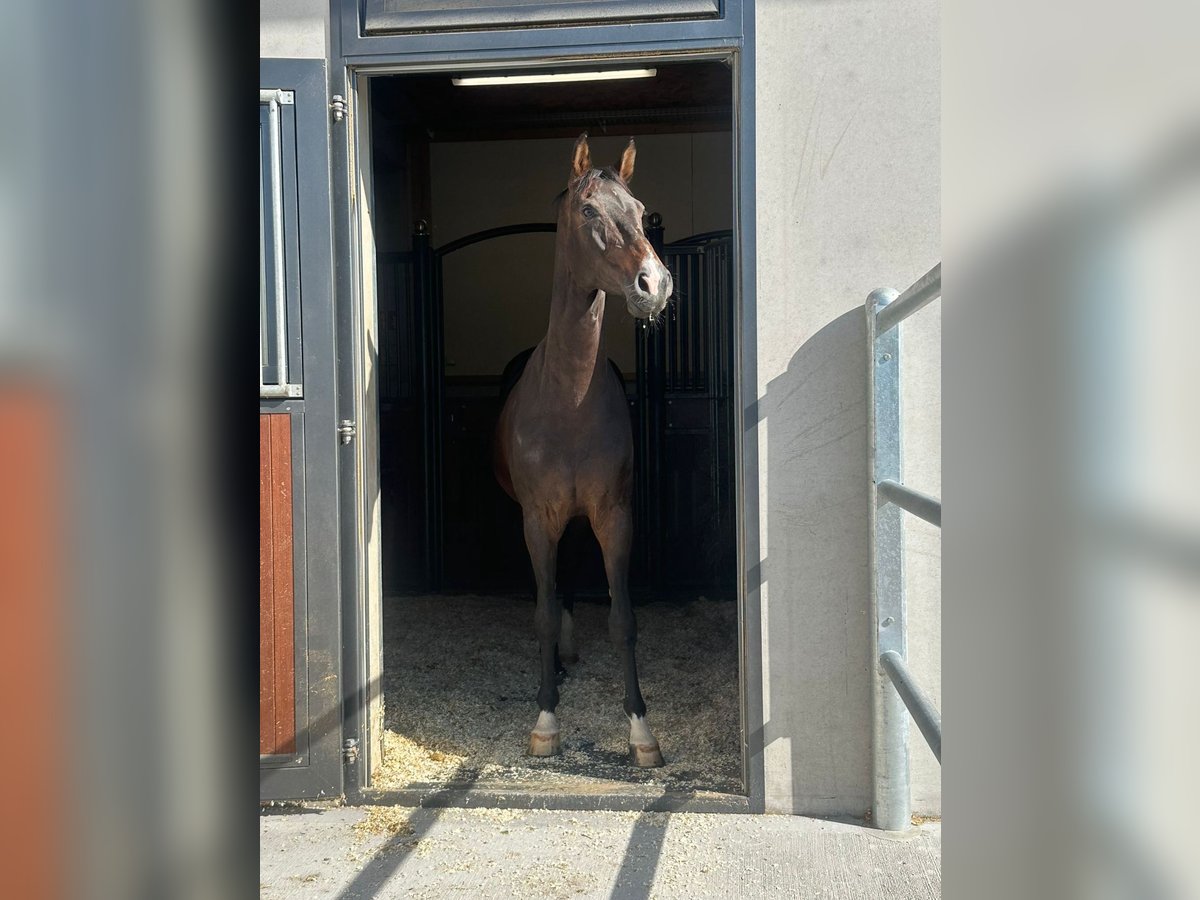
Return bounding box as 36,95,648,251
557,519,585,665
592,503,663,767
524,512,563,757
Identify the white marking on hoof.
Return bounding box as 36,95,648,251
559,610,577,663
529,710,561,757
628,715,664,767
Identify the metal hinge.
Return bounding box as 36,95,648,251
342,738,359,763
337,420,356,444
330,95,347,123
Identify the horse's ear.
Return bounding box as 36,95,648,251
617,139,636,183
571,133,591,180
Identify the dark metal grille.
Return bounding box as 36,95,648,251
377,251,417,404
376,220,735,594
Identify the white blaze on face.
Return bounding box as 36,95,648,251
629,714,657,747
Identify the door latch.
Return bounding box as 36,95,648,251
337,420,356,444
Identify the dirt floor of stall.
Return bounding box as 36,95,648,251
373,593,742,796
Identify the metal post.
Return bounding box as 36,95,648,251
635,271,648,579
412,221,435,587
259,151,268,395
430,243,445,591
643,212,667,591
867,286,911,830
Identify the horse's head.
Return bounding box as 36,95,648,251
561,133,673,320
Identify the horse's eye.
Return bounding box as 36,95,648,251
582,206,597,219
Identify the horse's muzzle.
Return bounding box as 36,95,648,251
626,261,672,319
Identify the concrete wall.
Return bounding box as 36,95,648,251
429,134,733,376
753,0,941,815
261,0,327,59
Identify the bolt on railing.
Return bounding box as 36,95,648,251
866,262,942,831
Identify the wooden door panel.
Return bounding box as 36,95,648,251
0,387,64,899
259,413,297,756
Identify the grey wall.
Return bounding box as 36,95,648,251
261,0,328,59
429,134,733,376
753,0,941,815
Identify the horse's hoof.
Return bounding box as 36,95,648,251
629,742,664,768
529,730,561,757
529,711,561,757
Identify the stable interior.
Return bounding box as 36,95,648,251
368,59,742,795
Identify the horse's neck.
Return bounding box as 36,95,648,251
541,252,608,407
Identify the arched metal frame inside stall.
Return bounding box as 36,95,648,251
376,219,738,599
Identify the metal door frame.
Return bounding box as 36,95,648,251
330,1,763,810
260,57,344,802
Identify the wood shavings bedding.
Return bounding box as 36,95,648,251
373,594,741,794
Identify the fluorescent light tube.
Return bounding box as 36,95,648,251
452,69,657,87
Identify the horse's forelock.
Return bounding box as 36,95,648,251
553,167,629,209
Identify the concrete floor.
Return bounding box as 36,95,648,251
260,804,941,899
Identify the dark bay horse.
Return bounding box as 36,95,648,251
494,134,672,766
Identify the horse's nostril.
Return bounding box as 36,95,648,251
637,272,652,294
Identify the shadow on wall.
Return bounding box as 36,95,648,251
759,308,873,816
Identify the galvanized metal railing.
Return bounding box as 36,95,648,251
866,263,942,831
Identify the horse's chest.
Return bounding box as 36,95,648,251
508,412,628,490
513,417,615,467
